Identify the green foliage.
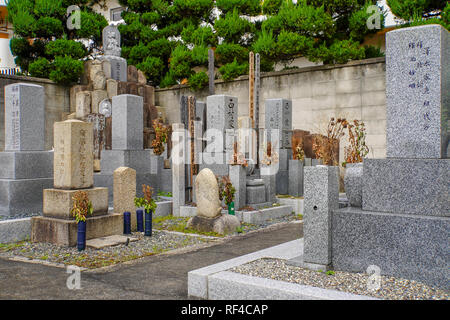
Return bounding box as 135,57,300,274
169,45,193,80
219,58,248,81
214,8,255,44
262,0,283,15
309,39,365,65
188,71,209,91
49,56,84,85
215,42,248,64
216,0,261,16
387,0,445,21
191,45,209,66
28,57,51,78
363,45,385,59
7,0,107,84
137,56,165,85
349,2,386,42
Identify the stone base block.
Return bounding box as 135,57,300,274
180,206,198,217
0,151,53,179
277,197,304,215
246,185,266,204
154,200,172,217
100,150,152,174
0,218,31,243
31,213,123,246
43,187,109,220
235,205,292,225
332,207,450,290
288,160,304,197
286,255,332,271
276,170,288,195
362,158,450,216
187,214,240,235
0,178,54,216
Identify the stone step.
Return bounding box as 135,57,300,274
87,235,138,249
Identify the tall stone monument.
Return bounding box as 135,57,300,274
31,120,122,246
100,25,127,82
0,83,53,216
331,25,450,290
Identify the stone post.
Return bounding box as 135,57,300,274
111,94,143,150
114,167,137,230
288,159,304,197
172,123,186,216
229,165,246,210
303,165,339,270
261,165,277,203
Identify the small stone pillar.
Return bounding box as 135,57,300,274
172,123,186,216
114,167,136,230
288,159,304,197
229,165,246,210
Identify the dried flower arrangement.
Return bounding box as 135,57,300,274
291,135,305,161
229,141,248,167
343,120,369,166
217,175,236,206
71,191,93,223
151,118,171,156
260,141,279,166
313,117,348,166
134,184,157,212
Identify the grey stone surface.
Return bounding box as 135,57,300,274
0,151,53,179
277,197,304,215
344,162,363,207
246,179,264,186
288,160,304,197
4,83,45,151
187,214,240,235
199,152,229,176
362,158,450,216
332,206,450,290
286,254,331,272
261,166,277,203
303,166,339,266
0,218,31,243
0,178,53,216
265,99,292,149
237,205,292,225
172,123,185,217
179,206,197,217
207,271,375,300
102,56,127,82
386,25,449,159
278,148,292,171
208,49,215,95
154,200,172,217
100,150,152,174
276,169,289,195
188,239,301,298
246,184,266,205
112,94,143,150
206,95,238,151
229,165,246,210
103,25,121,57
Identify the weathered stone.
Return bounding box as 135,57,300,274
127,82,138,95
102,56,127,82
4,83,45,151
172,123,186,216
288,159,304,197
195,168,221,218
102,60,112,79
103,25,121,57
91,90,108,114
265,98,292,149
53,120,94,189
31,213,123,246
386,25,449,159
143,85,154,105
0,151,53,179
138,70,147,84
70,85,90,112
127,65,138,82
229,165,246,210
75,91,91,119
187,214,240,235
89,61,103,82
43,187,108,219
87,235,138,249
92,71,106,90
113,167,136,228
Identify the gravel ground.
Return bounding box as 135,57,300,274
0,230,217,269
229,258,449,300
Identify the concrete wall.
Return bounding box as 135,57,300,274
155,57,387,161
0,74,70,151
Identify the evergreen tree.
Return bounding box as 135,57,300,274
7,0,108,84
387,0,448,29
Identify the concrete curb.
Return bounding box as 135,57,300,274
0,218,31,243
188,238,377,300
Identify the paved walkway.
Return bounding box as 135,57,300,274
0,222,303,299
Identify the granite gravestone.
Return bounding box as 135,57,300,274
386,24,449,159
172,123,186,216
0,83,53,216
100,25,127,82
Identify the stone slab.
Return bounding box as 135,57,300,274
180,206,197,217
100,150,152,174
286,255,331,271
362,158,450,216
101,56,127,82
0,178,53,216
31,213,123,247
236,205,292,225
207,271,374,300
288,160,304,197
386,25,449,159
276,169,288,195
0,218,31,243
303,166,339,266
229,165,246,210
187,214,240,235
43,187,109,220
188,239,302,299
154,200,172,217
277,197,304,215
4,83,45,151
0,151,53,179
112,94,144,150
87,235,138,250
246,184,266,204
265,99,292,149
332,206,450,290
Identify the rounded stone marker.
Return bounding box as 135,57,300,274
195,168,221,218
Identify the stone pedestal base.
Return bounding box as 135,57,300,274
0,178,54,216
31,213,123,246
43,187,109,219
332,207,450,290
286,255,332,272
0,151,53,179
187,214,240,235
